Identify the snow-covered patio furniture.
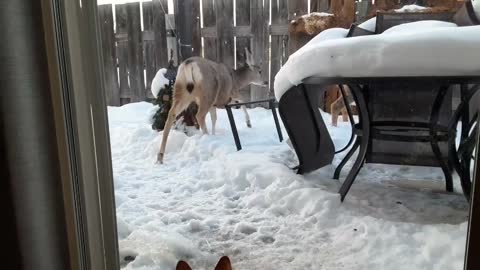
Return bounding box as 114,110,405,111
274,5,480,201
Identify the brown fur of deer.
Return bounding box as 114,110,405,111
330,86,355,127
157,49,265,164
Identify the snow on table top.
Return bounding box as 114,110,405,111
274,22,480,100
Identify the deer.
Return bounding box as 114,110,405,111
157,48,266,164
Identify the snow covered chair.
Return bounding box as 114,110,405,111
275,2,480,201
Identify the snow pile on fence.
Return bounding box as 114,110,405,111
109,102,469,270
274,20,480,100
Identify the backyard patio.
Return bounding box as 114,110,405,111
110,102,469,269
100,1,480,269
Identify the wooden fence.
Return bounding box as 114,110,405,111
97,0,356,107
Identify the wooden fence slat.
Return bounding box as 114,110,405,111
165,14,179,65
202,0,217,61
98,5,120,106
311,0,330,12
201,27,217,38
356,0,371,22
152,0,169,69
105,1,301,107
288,0,309,55
270,0,289,95
216,0,234,68
235,0,251,66
126,3,145,102
192,1,202,57
236,0,251,102
175,0,198,61
269,24,289,35
201,26,253,38
250,0,270,102
115,4,131,104
143,1,156,98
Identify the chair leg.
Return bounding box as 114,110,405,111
338,84,370,201
339,136,369,201
225,105,242,151
429,85,453,192
269,100,283,143
431,140,454,192
458,123,477,200
333,137,360,179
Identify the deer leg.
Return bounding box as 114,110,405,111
330,95,345,127
341,108,349,122
209,107,217,135
241,105,251,128
196,104,210,135
331,103,339,127
157,100,189,164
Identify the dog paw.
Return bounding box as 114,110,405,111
247,121,252,128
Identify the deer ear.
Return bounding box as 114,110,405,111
214,256,232,270
176,261,192,270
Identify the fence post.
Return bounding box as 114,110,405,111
310,0,330,12
143,2,156,98
287,0,309,55
270,0,289,96
115,4,131,104
202,0,217,61
216,0,234,68
175,0,201,60
152,0,170,69
236,0,252,102
126,2,145,102
98,4,120,106
250,0,270,104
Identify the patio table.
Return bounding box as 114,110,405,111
278,76,480,201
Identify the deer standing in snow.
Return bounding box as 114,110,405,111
157,49,266,164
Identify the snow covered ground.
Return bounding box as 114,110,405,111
109,102,469,270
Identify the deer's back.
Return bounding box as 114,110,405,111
183,57,234,107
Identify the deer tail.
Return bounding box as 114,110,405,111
180,60,201,94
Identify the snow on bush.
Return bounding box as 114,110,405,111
151,68,169,98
